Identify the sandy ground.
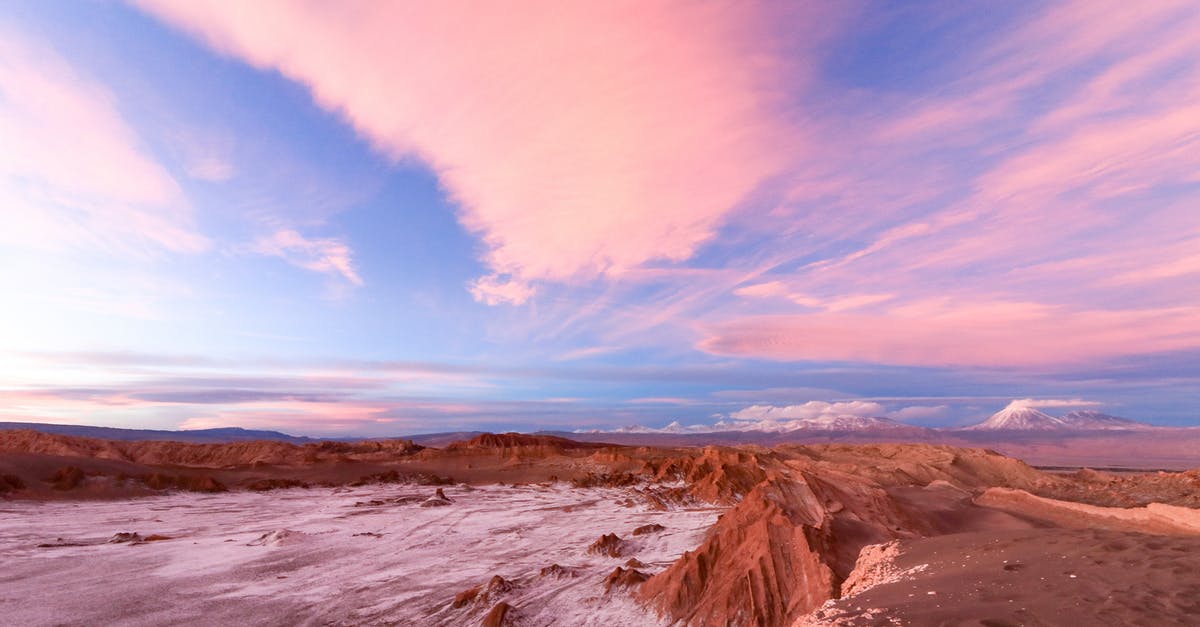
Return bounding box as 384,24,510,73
0,483,722,626
805,528,1200,626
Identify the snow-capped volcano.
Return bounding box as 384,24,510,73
965,404,1065,430
1058,410,1152,430
964,403,1155,431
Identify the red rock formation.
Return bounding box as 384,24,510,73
639,473,842,626
570,472,641,488
604,566,650,593
435,432,613,465
420,488,454,507
452,575,513,609
538,563,575,578
587,533,625,557
444,432,606,452
636,443,1097,626
645,446,771,504
481,601,514,627
451,587,481,609
632,523,665,536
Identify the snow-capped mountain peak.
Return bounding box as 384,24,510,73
964,403,1156,431
965,404,1065,430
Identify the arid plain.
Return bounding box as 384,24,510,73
3,428,1200,626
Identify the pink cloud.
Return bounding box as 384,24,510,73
700,302,1200,368
176,398,510,434
734,281,788,298
251,229,362,286
1111,251,1200,285
692,2,1200,370
468,275,535,306
1005,398,1101,409
134,2,829,303
113,0,1200,374
0,26,207,256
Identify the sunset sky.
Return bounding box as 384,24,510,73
2,1,1198,435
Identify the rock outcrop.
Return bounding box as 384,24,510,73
421,488,454,507
443,433,608,458
836,541,905,598
587,533,626,558
646,446,771,504
481,601,515,627
453,575,513,609
632,523,665,536
638,473,842,626
538,563,575,578
604,566,649,592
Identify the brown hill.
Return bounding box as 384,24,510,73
0,429,423,468
444,432,609,451
432,432,616,465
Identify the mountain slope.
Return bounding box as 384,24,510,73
1058,410,1152,430
0,422,312,444
964,405,1064,430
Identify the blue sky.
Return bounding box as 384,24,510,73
1,1,1198,435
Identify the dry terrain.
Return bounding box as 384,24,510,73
2,429,1199,626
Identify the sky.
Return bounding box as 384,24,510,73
1,0,1198,436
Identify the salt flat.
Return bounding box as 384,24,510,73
0,483,723,626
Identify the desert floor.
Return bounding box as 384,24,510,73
0,483,721,626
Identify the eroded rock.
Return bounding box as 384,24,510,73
604,566,649,593
632,523,665,536
587,533,625,557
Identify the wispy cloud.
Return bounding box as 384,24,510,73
1005,398,1102,410
251,228,362,286
701,301,1200,368
468,275,535,306
0,25,207,256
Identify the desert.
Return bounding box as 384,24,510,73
3,428,1200,626
5,1,1200,625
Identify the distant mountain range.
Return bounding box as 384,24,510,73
0,422,315,444
595,415,922,435
964,407,1155,431
585,406,1162,435
0,405,1172,449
